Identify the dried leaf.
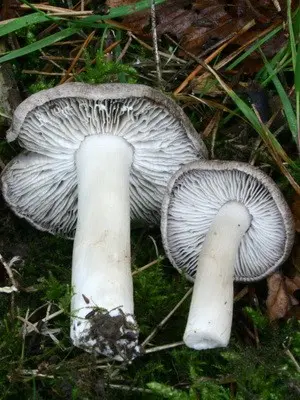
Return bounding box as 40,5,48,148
291,195,300,233
285,276,300,305
106,0,291,58
0,0,20,20
266,273,291,321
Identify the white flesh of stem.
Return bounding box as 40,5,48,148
70,135,133,348
183,201,251,350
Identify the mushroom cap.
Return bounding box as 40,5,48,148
1,83,207,237
161,160,294,282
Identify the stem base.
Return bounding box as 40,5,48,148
72,308,143,361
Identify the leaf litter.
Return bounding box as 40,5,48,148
108,0,291,59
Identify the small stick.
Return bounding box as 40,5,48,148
0,146,8,170
145,341,184,354
19,369,55,379
271,0,281,11
18,308,64,335
60,30,95,84
142,288,193,346
18,315,40,334
116,35,132,62
0,254,19,289
233,286,249,302
40,56,84,62
63,40,121,83
22,70,71,76
46,11,92,16
108,384,152,393
285,348,300,373
129,32,186,64
53,40,87,46
150,0,162,87
20,4,92,16
174,20,256,95
0,286,18,293
132,257,164,276
40,50,66,72
148,235,159,258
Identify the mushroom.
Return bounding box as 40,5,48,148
161,160,294,350
1,83,207,360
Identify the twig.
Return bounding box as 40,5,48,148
40,56,84,62
20,4,92,16
145,341,184,354
19,369,54,379
0,286,18,293
18,315,40,334
22,70,71,76
63,39,121,83
148,235,159,258
60,30,96,84
285,348,300,373
18,308,64,335
129,32,186,64
116,34,132,62
53,40,87,46
108,384,152,393
150,0,162,87
199,21,281,82
233,286,249,302
249,86,295,165
0,254,19,289
40,50,66,72
132,257,164,276
251,106,300,195
271,0,281,11
174,20,256,95
0,155,7,170
0,111,12,120
142,288,193,346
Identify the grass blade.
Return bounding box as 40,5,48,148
76,0,165,25
205,63,298,168
0,27,80,64
287,0,297,71
260,49,297,145
0,13,61,38
226,25,282,71
296,41,300,151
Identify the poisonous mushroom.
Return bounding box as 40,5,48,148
1,83,207,360
161,160,294,350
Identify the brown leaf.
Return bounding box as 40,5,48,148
106,0,290,58
286,305,300,319
291,195,300,233
266,273,291,321
285,275,300,294
0,0,20,20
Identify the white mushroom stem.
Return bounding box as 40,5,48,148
183,201,251,350
71,135,134,348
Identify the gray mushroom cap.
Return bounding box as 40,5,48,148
1,83,207,237
161,160,294,282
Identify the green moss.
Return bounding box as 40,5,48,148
76,51,137,84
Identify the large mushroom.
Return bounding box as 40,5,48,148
1,83,207,360
161,160,294,350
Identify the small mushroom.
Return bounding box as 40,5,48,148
1,83,207,359
161,160,294,350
